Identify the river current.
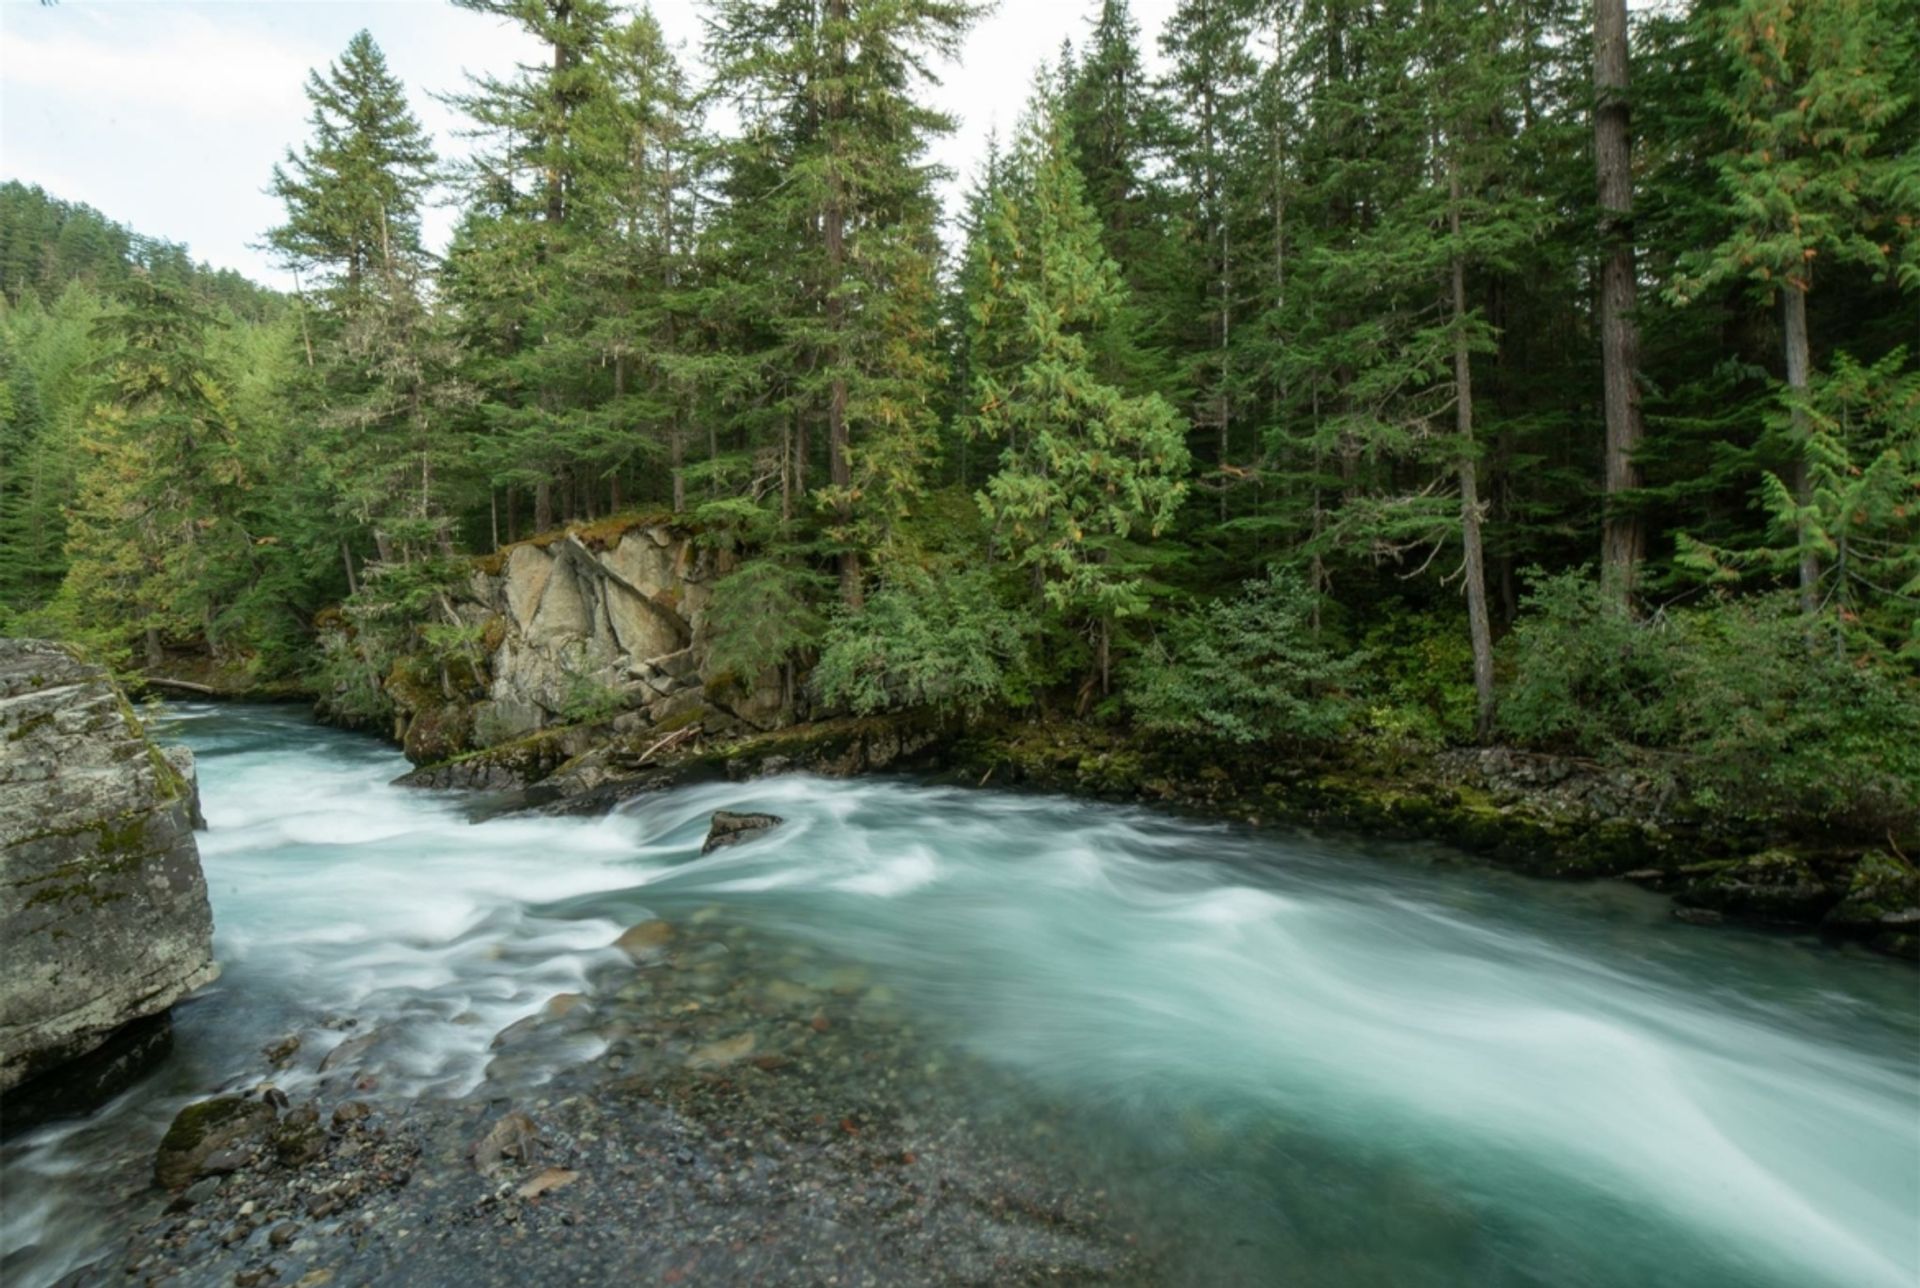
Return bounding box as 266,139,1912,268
3,703,1915,1286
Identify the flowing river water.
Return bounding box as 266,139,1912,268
3,703,1916,1287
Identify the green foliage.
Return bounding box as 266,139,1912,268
1354,606,1481,752
1677,348,1920,648
966,77,1190,641
814,566,1034,717
1502,572,1920,832
1129,569,1360,745
558,668,627,725
704,557,831,686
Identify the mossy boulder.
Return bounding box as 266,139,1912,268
155,1095,278,1190
402,701,475,766
1823,851,1920,959
1673,850,1838,925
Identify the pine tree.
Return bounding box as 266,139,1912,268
1159,0,1259,523
1673,0,1920,613
58,273,252,665
447,0,622,534
967,80,1190,693
570,9,710,516
706,0,985,606
268,28,456,590
267,31,436,304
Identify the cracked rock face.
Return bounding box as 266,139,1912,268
0,639,217,1094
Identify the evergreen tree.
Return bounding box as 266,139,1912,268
1159,0,1259,522
967,81,1190,693
267,28,455,595
706,0,985,606
446,0,622,534
1672,0,1920,613
57,274,253,665
267,31,436,302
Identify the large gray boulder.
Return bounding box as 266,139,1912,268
0,639,217,1093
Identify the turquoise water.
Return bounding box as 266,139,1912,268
5,704,1916,1286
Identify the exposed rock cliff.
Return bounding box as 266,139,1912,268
325,519,789,773
0,639,217,1093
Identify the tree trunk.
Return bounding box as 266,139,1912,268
1594,0,1645,608
1782,285,1819,612
1451,166,1498,742
534,478,553,535
671,415,686,515
823,0,860,608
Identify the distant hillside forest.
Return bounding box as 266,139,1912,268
1,0,1915,835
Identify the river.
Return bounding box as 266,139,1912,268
4,703,1915,1286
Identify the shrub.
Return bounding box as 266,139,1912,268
814,566,1033,716
1128,569,1362,745
1502,572,1920,835
1353,603,1479,750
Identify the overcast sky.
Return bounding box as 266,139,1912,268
0,0,1181,289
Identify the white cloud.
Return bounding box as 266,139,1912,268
0,0,1182,286
1,10,311,121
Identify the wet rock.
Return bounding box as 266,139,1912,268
1674,850,1837,924
263,1035,301,1067
156,1096,278,1190
271,1106,326,1166
269,1222,299,1249
614,919,675,959
473,1110,540,1179
1823,851,1920,959
331,1100,372,1128
1673,906,1725,927
319,1031,376,1073
702,810,784,854
687,1031,757,1069
515,1167,579,1199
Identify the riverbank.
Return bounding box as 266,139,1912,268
383,709,1918,963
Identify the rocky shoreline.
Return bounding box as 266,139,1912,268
61,901,1152,1288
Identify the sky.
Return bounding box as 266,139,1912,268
0,0,1181,289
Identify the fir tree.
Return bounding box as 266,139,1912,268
1672,0,1920,612
706,0,985,606
968,80,1190,693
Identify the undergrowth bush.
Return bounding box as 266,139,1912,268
814,566,1032,717
1128,569,1362,744
1502,572,1920,835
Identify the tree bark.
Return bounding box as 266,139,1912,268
1451,163,1498,742
823,0,860,607
1594,0,1645,608
534,478,553,534
1782,285,1819,612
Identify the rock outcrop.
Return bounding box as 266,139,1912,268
328,518,792,780
0,639,217,1094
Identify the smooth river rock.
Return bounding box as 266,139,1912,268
0,639,217,1095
